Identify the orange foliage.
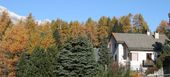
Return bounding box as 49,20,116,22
85,19,99,47
0,25,29,53
156,20,169,33
0,24,29,77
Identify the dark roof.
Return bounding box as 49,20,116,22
112,33,168,51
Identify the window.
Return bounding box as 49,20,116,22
146,53,152,60
114,44,117,48
129,53,138,61
129,53,132,61
115,55,117,61
123,45,127,59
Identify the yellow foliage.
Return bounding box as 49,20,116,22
97,26,108,46
27,23,55,53
0,11,12,41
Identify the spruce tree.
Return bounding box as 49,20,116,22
55,37,98,77
16,46,59,77
98,42,112,70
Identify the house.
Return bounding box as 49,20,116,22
108,32,168,71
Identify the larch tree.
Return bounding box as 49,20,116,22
38,22,55,49
25,13,36,33
69,21,86,38
112,18,123,33
24,14,55,53
156,20,168,34
97,16,110,46
109,17,117,34
0,11,12,76
51,19,63,46
24,13,38,53
98,16,110,27
85,18,99,47
133,14,149,33
0,24,29,77
120,16,131,33
54,20,70,45
0,11,12,41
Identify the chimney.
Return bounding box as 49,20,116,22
147,30,151,36
154,32,159,39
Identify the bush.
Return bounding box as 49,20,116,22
97,62,130,77
145,66,158,75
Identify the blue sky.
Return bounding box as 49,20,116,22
0,0,170,31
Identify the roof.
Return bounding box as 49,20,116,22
112,33,168,51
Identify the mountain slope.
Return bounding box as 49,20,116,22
0,6,26,23
0,5,51,24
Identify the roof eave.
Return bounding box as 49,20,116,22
129,48,154,51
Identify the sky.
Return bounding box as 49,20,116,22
0,0,170,31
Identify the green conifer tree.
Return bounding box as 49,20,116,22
17,46,59,77
55,37,98,77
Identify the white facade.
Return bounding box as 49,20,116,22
117,44,128,66
129,51,156,71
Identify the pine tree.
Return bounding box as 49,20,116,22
55,37,98,77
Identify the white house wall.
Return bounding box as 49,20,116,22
117,44,127,66
109,37,129,66
130,51,155,71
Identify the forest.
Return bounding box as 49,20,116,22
0,11,169,77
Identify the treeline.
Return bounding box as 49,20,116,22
0,11,151,77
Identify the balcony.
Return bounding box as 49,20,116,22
142,60,154,67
